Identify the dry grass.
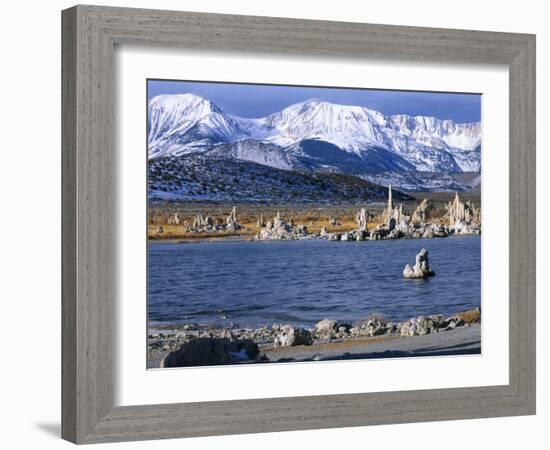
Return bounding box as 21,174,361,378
147,201,449,240
455,308,481,324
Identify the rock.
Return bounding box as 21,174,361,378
356,208,368,233
400,319,413,336
451,220,481,235
353,314,388,337
296,225,308,235
442,316,465,330
388,229,401,239
155,225,164,235
161,337,260,367
433,225,448,238
381,185,410,231
256,212,310,240
226,206,241,231
415,315,439,335
356,230,367,241
399,313,456,336
167,212,181,225
446,192,481,228
273,325,313,347
403,248,435,279
411,199,435,224
337,322,352,333
315,319,338,333
422,228,434,239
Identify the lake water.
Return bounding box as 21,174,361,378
148,236,481,328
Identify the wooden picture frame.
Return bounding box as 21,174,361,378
62,5,536,444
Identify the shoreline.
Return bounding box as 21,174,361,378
148,308,481,368
148,233,481,244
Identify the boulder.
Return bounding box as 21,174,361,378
315,319,338,334
167,212,181,225
442,316,466,330
414,315,442,335
433,225,448,238
422,228,435,239
356,207,368,233
399,320,412,336
273,325,313,347
403,248,435,279
256,212,309,240
225,206,241,231
161,337,260,367
399,314,451,336
338,324,352,334
353,314,388,337
411,199,435,223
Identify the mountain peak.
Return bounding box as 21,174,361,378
149,93,221,115
300,98,327,106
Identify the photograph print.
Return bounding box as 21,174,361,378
147,80,482,369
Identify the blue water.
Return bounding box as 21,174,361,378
148,236,481,328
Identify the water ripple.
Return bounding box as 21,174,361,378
148,237,481,327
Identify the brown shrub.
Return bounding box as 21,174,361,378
456,308,481,324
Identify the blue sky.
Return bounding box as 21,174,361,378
148,79,481,123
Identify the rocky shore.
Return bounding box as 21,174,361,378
150,190,481,242
254,189,480,242
148,307,481,368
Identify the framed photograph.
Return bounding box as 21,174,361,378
62,5,536,444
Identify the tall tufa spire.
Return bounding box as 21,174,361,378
388,184,393,211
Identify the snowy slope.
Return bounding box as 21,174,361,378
148,94,252,157
206,140,302,171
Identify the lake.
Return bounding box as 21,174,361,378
148,236,481,328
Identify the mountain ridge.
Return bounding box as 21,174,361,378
148,93,481,175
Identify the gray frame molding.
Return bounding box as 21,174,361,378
62,5,536,444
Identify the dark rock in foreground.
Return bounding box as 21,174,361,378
161,337,260,368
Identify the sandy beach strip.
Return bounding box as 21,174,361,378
263,323,480,363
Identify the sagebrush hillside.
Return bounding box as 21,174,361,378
149,154,413,204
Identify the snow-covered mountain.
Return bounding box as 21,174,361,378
148,94,252,158
148,93,481,191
